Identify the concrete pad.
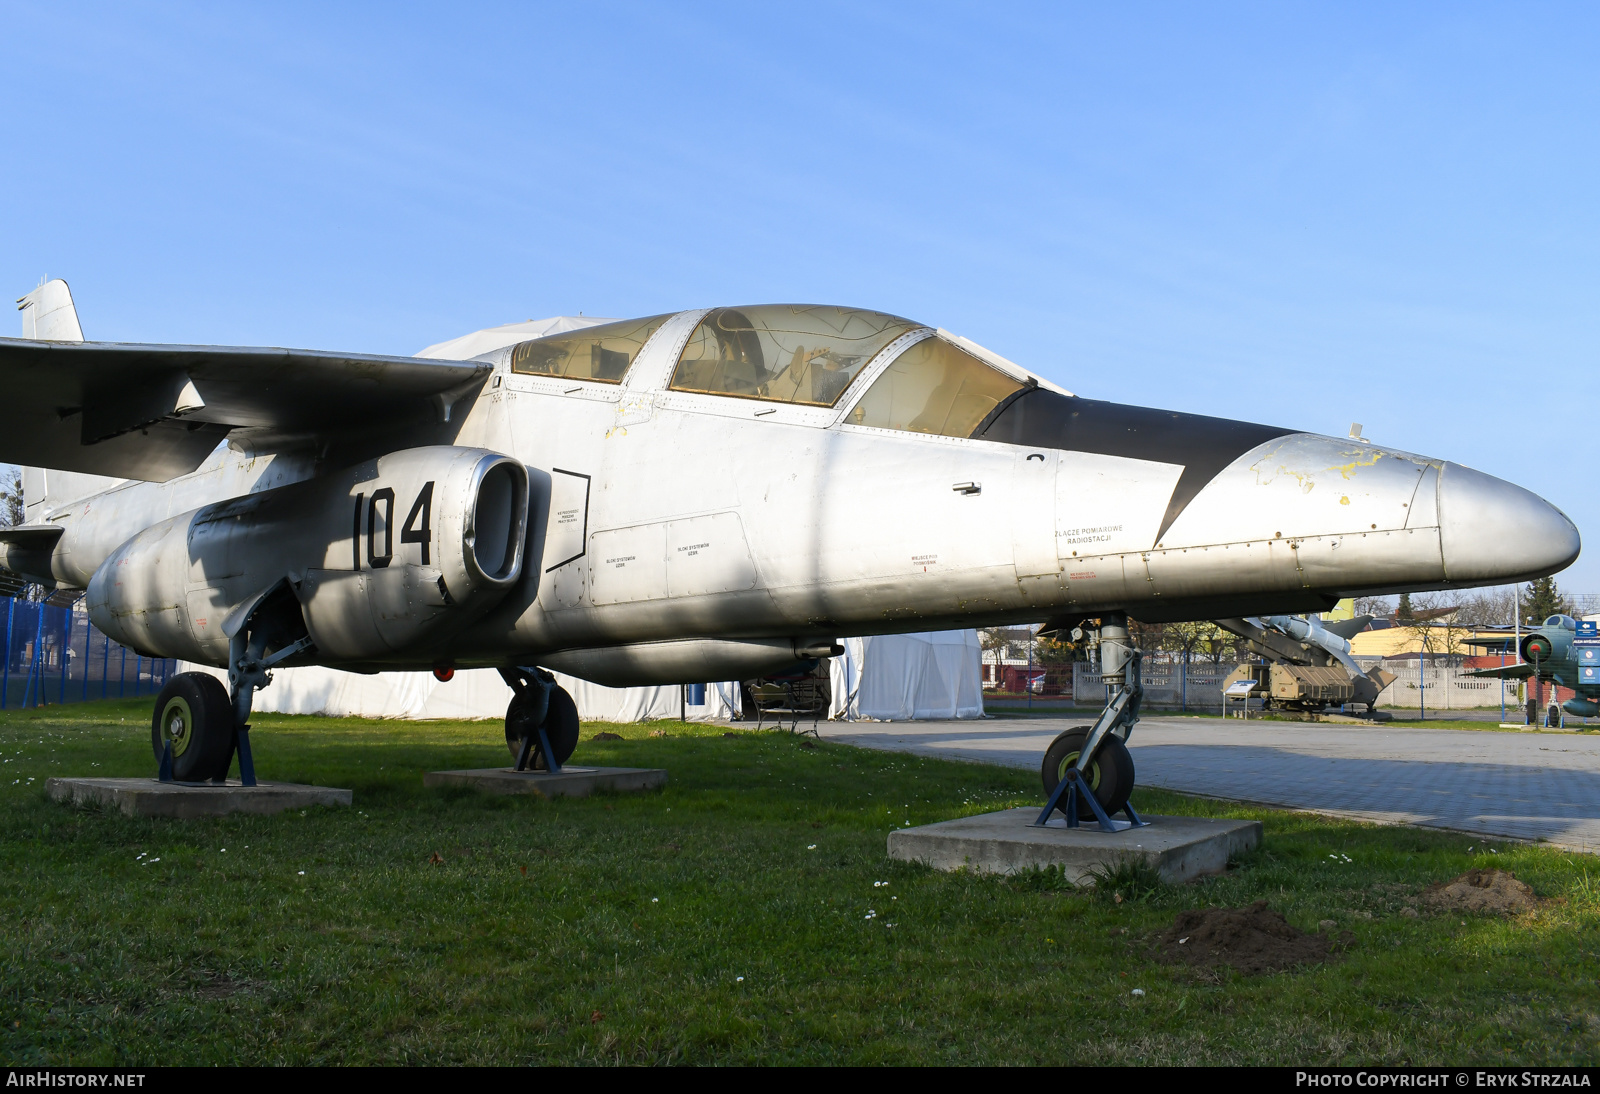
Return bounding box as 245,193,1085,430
888,807,1262,885
423,766,667,798
47,777,352,819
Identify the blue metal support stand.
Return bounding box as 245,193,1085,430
1033,765,1147,832
158,740,174,782
513,717,562,774
235,723,257,786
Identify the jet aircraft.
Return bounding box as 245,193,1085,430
1465,615,1600,725
0,281,1581,813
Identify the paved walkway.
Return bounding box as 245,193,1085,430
819,716,1600,851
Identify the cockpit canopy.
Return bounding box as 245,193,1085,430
504,303,1041,440
668,305,919,407
509,314,672,384
1545,614,1578,630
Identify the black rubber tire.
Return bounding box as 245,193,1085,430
1040,725,1136,820
151,672,235,782
504,685,580,769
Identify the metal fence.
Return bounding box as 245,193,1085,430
2,597,178,710
1075,658,1241,711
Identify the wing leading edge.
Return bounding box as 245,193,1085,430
0,337,492,482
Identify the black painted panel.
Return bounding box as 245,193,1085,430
974,389,1296,546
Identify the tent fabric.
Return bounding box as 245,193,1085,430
415,316,614,362
177,629,981,724
829,630,984,721
176,663,738,723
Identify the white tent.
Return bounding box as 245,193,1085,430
177,663,739,723
179,629,981,724
828,630,985,721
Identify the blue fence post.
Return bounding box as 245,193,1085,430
101,633,109,700
135,654,142,697
59,607,70,705
119,645,126,699
82,616,90,701
2,597,12,710
25,605,43,708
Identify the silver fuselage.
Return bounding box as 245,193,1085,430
20,307,1581,680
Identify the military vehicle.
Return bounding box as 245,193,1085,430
0,280,1580,815
1219,614,1397,714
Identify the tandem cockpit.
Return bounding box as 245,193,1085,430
498,304,1066,440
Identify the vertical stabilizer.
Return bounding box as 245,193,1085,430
17,279,84,341
15,280,114,522
22,468,123,523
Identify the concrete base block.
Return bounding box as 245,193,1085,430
47,777,352,819
423,766,667,798
888,808,1262,885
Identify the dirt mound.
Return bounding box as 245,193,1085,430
1425,870,1537,914
590,732,623,741
1156,900,1349,975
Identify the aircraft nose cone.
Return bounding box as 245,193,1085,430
1437,462,1579,584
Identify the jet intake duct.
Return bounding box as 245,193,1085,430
86,446,528,664
1521,633,1555,664
539,638,835,688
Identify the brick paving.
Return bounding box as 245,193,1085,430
818,716,1600,852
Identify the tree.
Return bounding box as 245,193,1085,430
1164,620,1231,666
1353,595,1393,619
1451,586,1520,628
1396,592,1414,622
0,465,20,527
1521,577,1571,626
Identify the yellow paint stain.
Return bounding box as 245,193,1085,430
1325,449,1385,480
1251,446,1386,492
1340,495,1350,505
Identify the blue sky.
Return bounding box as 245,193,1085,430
4,2,1595,591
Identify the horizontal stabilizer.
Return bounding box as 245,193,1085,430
1463,635,1518,653
1465,663,1536,680
0,337,491,482
0,524,64,547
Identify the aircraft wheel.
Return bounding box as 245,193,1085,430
504,685,580,769
151,673,235,782
1040,726,1135,819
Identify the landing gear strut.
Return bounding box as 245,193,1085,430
499,667,579,772
153,581,313,786
1033,611,1149,832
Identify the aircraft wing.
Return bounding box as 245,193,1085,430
1464,663,1536,680
0,337,492,482
1462,635,1518,653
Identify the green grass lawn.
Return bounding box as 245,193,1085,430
2,700,1599,1065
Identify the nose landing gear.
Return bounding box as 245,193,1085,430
1033,611,1148,832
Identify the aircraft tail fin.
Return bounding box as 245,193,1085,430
17,278,84,341
12,281,120,521
21,467,123,523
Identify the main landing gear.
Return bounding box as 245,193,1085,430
1034,611,1148,832
499,667,579,773
150,581,313,785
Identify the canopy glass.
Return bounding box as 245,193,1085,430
669,306,919,407
510,314,673,384
848,336,1025,438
